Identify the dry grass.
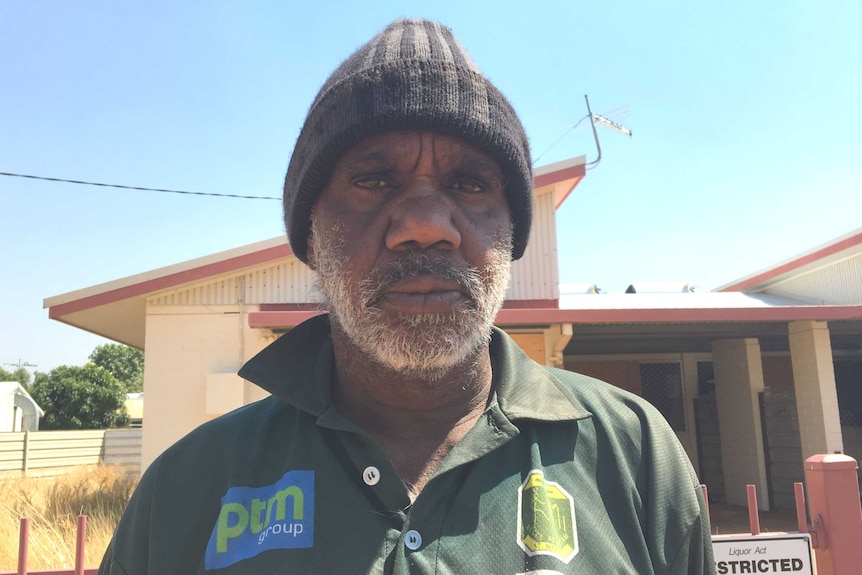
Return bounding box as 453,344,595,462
0,465,137,571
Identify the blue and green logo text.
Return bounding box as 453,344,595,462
205,470,314,569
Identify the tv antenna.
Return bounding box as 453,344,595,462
3,359,37,370
585,94,632,170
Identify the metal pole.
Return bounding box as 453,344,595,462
75,515,87,575
584,95,602,168
700,484,711,528
793,482,809,535
746,484,761,535
22,430,30,475
17,517,29,575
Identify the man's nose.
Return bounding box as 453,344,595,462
385,181,461,252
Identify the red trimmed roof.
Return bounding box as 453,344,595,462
718,227,862,292
48,243,293,319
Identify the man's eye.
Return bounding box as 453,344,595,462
352,176,390,189
451,179,485,193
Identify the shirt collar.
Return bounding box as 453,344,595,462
238,315,591,423
488,326,591,422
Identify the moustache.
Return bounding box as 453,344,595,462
360,253,484,309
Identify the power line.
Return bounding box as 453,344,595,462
533,115,590,165
0,171,281,201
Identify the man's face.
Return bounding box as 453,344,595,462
308,131,513,376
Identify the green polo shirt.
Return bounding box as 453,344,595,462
99,315,714,574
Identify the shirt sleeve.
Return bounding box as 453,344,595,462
97,541,130,575
97,456,161,575
666,485,716,575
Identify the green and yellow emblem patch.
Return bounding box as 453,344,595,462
517,470,578,564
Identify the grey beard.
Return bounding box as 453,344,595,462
309,220,512,378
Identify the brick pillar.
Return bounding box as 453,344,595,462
712,338,770,509
789,320,843,458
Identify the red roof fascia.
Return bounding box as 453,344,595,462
496,305,862,325
533,164,585,189
720,230,862,292
49,244,293,319
248,310,325,328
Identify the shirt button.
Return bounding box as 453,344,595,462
363,466,380,486
405,529,422,550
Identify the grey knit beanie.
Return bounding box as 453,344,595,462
283,18,533,263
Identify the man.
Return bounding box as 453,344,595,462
100,18,715,574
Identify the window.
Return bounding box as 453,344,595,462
639,362,686,431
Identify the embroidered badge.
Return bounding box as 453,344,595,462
205,470,314,569
517,470,578,564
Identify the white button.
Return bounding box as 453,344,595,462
363,466,380,485
405,529,422,550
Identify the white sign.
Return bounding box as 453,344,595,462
712,533,813,574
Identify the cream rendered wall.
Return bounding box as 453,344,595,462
142,304,252,470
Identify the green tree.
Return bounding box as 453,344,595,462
0,365,31,388
89,343,144,393
29,364,129,429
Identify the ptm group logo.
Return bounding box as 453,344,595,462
205,470,314,569
517,470,578,564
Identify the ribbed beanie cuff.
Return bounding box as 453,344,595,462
284,18,533,262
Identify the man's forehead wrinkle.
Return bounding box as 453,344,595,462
430,135,503,178
340,149,400,173
454,155,504,179
337,133,504,181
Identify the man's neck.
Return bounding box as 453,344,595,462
329,325,494,439
328,323,494,498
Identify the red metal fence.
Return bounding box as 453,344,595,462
5,515,97,575
703,454,862,575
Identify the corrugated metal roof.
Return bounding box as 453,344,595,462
559,292,807,311
717,226,862,292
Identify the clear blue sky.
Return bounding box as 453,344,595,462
1,1,860,374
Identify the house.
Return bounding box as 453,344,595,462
0,381,44,432
44,157,862,510
557,227,862,509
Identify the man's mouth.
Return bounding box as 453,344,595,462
371,276,469,314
